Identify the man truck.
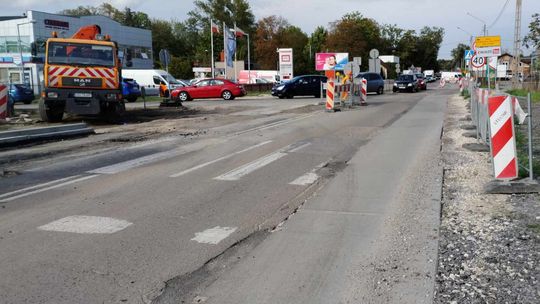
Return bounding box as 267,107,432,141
34,25,131,122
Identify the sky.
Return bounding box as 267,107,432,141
3,0,540,59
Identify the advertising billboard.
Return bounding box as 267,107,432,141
315,53,349,71
278,48,294,81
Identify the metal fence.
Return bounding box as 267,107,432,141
468,81,536,180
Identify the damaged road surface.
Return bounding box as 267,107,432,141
0,89,449,303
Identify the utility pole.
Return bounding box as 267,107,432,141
512,0,522,88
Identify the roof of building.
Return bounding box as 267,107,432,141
0,16,26,22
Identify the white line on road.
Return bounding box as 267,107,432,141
191,226,238,245
38,215,132,234
88,150,187,174
289,162,326,186
0,175,81,199
214,141,312,181
214,151,287,181
170,141,272,178
231,112,319,137
0,175,99,202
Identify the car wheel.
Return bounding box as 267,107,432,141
23,100,33,104
222,90,233,100
377,86,384,95
126,97,137,103
285,93,293,99
178,91,190,102
278,96,285,99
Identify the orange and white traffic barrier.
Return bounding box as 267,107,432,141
326,81,335,111
439,78,446,88
488,95,518,180
360,78,367,105
0,84,7,120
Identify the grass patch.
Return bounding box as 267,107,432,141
460,89,470,99
506,89,540,103
527,223,540,235
515,129,540,178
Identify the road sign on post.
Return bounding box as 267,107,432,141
159,49,171,68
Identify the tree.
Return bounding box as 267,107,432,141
380,24,404,55
254,15,290,69
523,13,540,49
324,12,381,70
450,43,469,70
415,27,444,70
169,57,193,79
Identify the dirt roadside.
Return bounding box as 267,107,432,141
435,95,539,303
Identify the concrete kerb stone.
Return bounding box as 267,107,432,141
484,179,540,194
462,143,490,152
460,125,477,130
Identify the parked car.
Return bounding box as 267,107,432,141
8,83,34,104
355,72,385,95
271,75,327,99
121,78,141,102
393,74,419,93
121,69,185,96
415,73,427,90
171,78,246,101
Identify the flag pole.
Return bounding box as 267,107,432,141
233,23,237,82
223,22,227,80
210,20,215,78
247,33,251,84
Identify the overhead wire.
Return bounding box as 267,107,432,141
488,0,511,29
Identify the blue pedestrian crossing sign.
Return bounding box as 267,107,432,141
464,50,474,60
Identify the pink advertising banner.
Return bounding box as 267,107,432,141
315,53,349,71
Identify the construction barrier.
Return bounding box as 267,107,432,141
360,78,367,105
326,81,335,111
0,84,7,120
439,78,446,88
488,95,518,180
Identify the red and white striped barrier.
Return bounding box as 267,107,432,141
0,84,7,120
439,78,446,87
488,95,518,180
326,81,335,111
459,78,464,93
360,78,367,105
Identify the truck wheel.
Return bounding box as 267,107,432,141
39,99,63,122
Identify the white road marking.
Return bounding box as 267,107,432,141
214,141,312,181
0,175,98,202
232,112,318,136
214,151,287,181
170,141,272,178
289,162,326,186
88,150,186,174
191,226,238,245
288,142,312,153
0,175,81,199
38,215,132,234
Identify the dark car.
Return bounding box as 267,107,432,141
122,78,141,102
393,74,419,93
171,78,246,101
415,73,427,90
271,75,327,99
355,72,385,95
9,83,34,104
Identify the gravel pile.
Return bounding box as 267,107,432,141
435,95,540,304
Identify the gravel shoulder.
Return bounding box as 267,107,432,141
435,94,540,303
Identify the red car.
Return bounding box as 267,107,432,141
171,78,246,101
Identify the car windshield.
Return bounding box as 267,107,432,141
398,75,413,81
47,42,114,67
416,74,424,79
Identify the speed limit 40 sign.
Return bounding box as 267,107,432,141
470,54,486,68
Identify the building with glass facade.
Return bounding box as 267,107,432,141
0,10,153,94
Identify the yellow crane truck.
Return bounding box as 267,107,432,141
34,25,131,122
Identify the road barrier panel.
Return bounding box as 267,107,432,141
0,84,7,120
360,78,367,105
326,81,336,111
488,95,518,180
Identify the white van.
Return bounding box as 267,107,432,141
121,69,186,96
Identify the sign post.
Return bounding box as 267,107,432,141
159,49,171,100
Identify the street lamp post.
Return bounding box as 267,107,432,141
17,20,36,85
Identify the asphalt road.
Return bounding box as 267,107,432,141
1,84,452,303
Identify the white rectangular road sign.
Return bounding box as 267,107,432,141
476,46,501,57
